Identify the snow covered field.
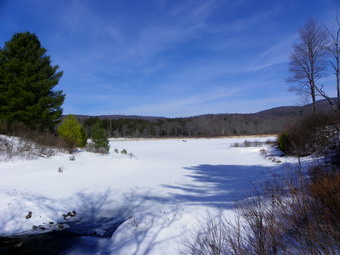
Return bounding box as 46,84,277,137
0,136,290,254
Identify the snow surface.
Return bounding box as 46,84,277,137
0,136,292,254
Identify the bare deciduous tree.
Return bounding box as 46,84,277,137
326,14,340,110
287,20,329,114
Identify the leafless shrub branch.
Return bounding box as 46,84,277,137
181,164,340,254
231,140,274,148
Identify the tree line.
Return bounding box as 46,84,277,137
81,112,305,138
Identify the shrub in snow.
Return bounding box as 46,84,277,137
120,149,127,154
58,115,86,152
277,132,289,153
91,126,110,153
259,148,267,157
0,120,69,152
79,126,87,148
0,135,61,161
277,112,340,156
230,140,273,148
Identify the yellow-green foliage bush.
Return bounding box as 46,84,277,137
58,115,86,150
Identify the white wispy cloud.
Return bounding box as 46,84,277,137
52,0,223,73
115,87,240,117
247,36,296,72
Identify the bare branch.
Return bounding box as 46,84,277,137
324,11,340,110
287,19,329,113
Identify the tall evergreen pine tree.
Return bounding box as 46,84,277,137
0,32,65,130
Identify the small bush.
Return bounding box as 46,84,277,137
121,149,127,154
230,140,272,148
91,126,110,153
277,132,289,153
278,112,340,156
0,135,61,160
0,120,67,150
259,148,267,157
308,165,340,219
57,115,85,152
0,121,68,160
79,126,87,148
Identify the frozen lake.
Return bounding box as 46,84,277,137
0,136,290,254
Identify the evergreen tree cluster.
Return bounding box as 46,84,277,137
57,115,110,153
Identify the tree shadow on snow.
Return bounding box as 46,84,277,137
64,189,176,255
0,188,181,255
144,163,291,209
0,163,294,254
0,189,131,255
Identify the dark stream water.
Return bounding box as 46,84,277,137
0,219,126,255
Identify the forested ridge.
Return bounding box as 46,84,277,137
79,99,333,138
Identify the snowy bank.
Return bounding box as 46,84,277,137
0,136,292,254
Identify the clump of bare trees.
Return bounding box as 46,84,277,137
288,15,340,113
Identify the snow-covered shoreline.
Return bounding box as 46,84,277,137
0,135,291,254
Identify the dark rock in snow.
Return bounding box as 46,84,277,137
25,212,32,219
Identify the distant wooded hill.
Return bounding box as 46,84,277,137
74,99,334,138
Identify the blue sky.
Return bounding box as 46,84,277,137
0,0,339,117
